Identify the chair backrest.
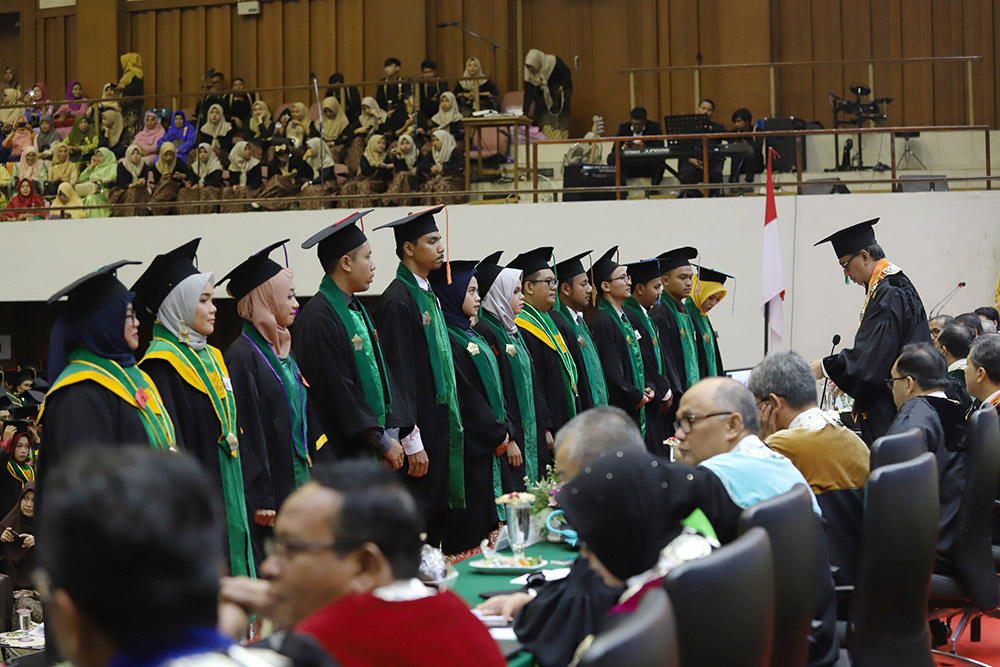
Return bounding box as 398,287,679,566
740,485,817,667
870,428,926,470
816,487,865,586
848,452,938,667
952,406,1000,611
663,526,774,667
577,587,679,667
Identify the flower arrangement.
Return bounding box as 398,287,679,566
495,491,536,505
524,464,565,537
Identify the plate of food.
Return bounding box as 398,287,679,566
467,555,548,574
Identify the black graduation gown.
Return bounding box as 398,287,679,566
473,321,552,490
196,129,235,153
650,299,692,437
550,310,596,411
625,308,671,457
292,291,406,460
438,334,507,554
115,161,153,189
886,395,966,573
589,309,646,432
519,321,580,434
824,271,930,444
0,457,28,517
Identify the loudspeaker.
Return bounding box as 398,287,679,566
802,177,850,195
763,117,806,172
563,164,617,201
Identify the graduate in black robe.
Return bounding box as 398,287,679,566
0,432,34,517
812,219,931,444
686,267,730,378
372,206,463,548
551,250,608,411
509,247,581,433
431,261,509,552
624,258,673,457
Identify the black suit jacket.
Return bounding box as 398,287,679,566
614,120,665,147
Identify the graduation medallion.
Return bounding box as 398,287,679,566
703,333,711,343
626,335,633,345
578,335,586,347
226,431,239,454
505,344,517,357
351,334,364,351
421,311,432,327
680,328,686,338
467,342,481,356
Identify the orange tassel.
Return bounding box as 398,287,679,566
445,206,452,284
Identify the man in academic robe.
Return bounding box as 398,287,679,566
550,250,608,410
624,258,673,457
966,333,1000,411
809,218,931,444
293,211,408,470
509,247,581,434
886,342,966,574
588,247,654,437
372,206,464,547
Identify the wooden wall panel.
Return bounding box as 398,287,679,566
281,0,310,102
155,10,182,110
335,0,364,84
899,0,933,125
962,0,995,126
309,0,337,90
257,1,284,111
363,0,427,87
698,0,770,125
231,12,258,92
810,0,844,127
773,0,813,121
179,7,207,109
205,5,232,84
129,11,157,107
655,0,673,123
63,14,75,98
666,0,698,115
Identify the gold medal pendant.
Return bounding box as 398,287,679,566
506,343,517,356
467,342,480,356
351,334,364,351
226,432,239,455
421,311,432,327
578,335,586,347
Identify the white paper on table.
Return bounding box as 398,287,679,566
28,623,44,636
490,627,518,642
509,567,570,586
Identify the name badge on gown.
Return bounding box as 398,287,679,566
351,334,364,351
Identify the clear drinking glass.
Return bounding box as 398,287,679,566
16,609,30,633
507,503,532,559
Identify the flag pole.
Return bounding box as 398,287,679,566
764,302,770,355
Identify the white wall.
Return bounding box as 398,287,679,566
1,191,998,370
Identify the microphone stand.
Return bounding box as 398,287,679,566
820,334,841,411
438,22,514,96
310,73,326,188
929,283,965,319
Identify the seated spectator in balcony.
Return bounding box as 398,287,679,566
2,179,45,221
50,181,88,219
53,80,88,128
92,83,121,129
108,144,152,216
384,93,418,144
281,102,312,149
99,108,130,160
299,137,340,210
417,60,448,119
35,114,60,159
46,142,79,196
609,106,664,187
197,103,235,156
195,70,229,122
346,97,388,175
2,117,35,158
728,107,763,185
325,72,362,123
454,57,499,117
246,100,274,152
77,147,119,217
377,57,411,113
384,133,419,206
677,98,725,198
419,129,463,206
975,306,999,333
134,111,165,165
9,146,47,198
118,52,145,137
523,48,572,140
258,140,306,212
149,141,195,215
177,143,224,215
1,66,18,94
318,96,356,163
22,83,52,128
158,111,197,164
342,134,391,206
424,91,464,142
1,87,23,130
221,140,263,213
224,76,258,134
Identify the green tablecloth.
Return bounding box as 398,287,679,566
452,540,580,605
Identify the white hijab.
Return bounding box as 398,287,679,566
305,137,336,172
397,134,418,169
192,142,223,183
459,57,488,92
431,92,463,128
482,267,523,335
432,129,457,166
360,96,387,129
157,272,214,351
524,48,558,110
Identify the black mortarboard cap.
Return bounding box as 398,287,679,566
47,260,141,319
303,210,373,268
373,205,443,247
657,246,698,274
626,258,661,285
591,246,620,285
697,267,733,285
130,238,202,317
9,404,39,422
31,376,50,391
814,217,879,257
429,260,478,288
476,251,505,297
508,246,554,278
218,240,289,301
555,250,592,285
9,369,34,388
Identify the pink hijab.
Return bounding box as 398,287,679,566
236,268,294,358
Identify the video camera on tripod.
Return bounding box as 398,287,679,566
828,84,894,171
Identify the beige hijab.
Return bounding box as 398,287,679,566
155,141,178,176
459,57,488,92
320,96,350,141
305,137,336,173
120,144,145,182
432,129,457,166
228,141,260,186
524,48,558,110
284,102,310,147
363,134,386,167
359,96,386,129
102,108,125,147
0,88,22,126
237,267,295,358
192,142,223,183
431,92,463,129
50,181,87,219
397,134,418,169
49,143,78,184
200,103,233,150
249,100,272,138
17,147,41,182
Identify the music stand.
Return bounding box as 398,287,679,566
662,114,714,147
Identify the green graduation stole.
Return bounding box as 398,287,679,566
598,299,646,437
319,275,392,427
395,264,466,509
662,296,700,389
624,298,664,374
481,310,539,483
447,323,507,519
6,461,33,485
555,301,609,407
41,348,177,452
142,325,254,578
685,298,721,377
516,304,579,419
241,322,311,487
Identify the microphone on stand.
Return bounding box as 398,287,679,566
929,282,966,319
820,334,841,410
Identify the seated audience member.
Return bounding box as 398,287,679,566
343,134,392,206
419,129,463,205
108,144,153,216
47,142,79,196
955,312,984,338
425,91,464,141
928,315,955,342
676,98,725,197
966,333,1000,409
91,83,121,128
197,103,235,155
936,323,974,385
224,77,259,133
39,447,284,667
9,146,46,198
325,73,362,123
610,106,665,188
98,109,130,159
383,93,418,142
281,102,312,149
149,141,195,215
194,71,229,121
384,133,420,206
345,97,388,175
0,430,33,519
728,107,763,185
50,181,88,219
3,117,35,158
177,143,224,215
0,483,35,592
246,100,274,151
299,137,339,209
22,83,53,128
886,343,966,574
133,111,165,165
258,140,305,211
417,60,448,120
34,114,60,159
975,306,999,333
2,178,45,221
376,57,411,113
221,140,263,213
672,377,839,667
318,96,356,162
453,57,500,116
1,88,22,136
53,80,88,128
158,111,197,163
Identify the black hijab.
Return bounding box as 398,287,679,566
0,482,35,588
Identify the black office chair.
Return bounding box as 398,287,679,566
663,526,774,667
869,427,926,470
843,453,939,666
817,488,865,587
577,587,679,667
927,407,1000,664
740,485,817,667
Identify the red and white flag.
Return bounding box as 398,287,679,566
762,147,786,349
